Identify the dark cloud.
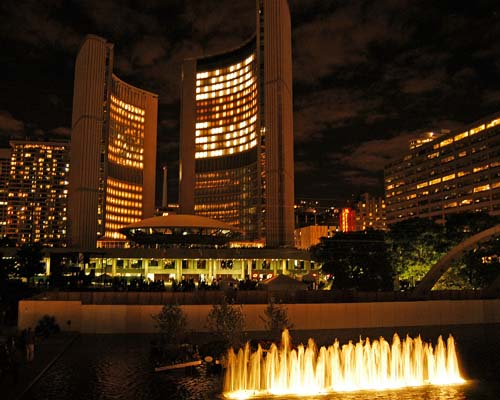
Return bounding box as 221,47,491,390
0,111,24,134
131,37,167,67
0,0,81,51
50,126,71,139
338,170,381,189
2,0,500,205
338,133,415,172
294,88,383,142
399,70,447,94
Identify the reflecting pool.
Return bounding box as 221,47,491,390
22,329,500,400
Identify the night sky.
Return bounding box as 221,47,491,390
1,0,500,206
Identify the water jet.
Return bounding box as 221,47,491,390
223,329,464,399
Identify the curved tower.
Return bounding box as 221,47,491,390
179,0,294,247
69,35,158,249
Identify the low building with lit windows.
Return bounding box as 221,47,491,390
68,35,158,249
179,0,294,248
294,224,336,250
3,141,70,245
42,214,313,284
384,113,500,225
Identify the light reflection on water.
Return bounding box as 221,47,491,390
23,335,499,400
245,385,470,400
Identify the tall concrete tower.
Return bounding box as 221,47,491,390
69,35,158,249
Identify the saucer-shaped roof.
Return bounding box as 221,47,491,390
120,214,240,246
125,214,238,230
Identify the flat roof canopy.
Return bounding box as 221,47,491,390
120,214,240,246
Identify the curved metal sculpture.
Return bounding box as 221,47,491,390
412,224,500,297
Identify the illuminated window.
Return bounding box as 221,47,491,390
486,118,500,128
439,138,453,147
473,165,489,173
470,124,485,135
454,131,468,142
194,55,258,159
473,184,490,193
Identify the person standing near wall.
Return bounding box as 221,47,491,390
24,327,35,362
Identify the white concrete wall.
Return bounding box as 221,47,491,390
18,299,500,334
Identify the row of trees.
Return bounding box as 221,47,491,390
0,243,45,285
153,298,293,357
311,212,500,291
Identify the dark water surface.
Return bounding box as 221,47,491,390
23,326,500,400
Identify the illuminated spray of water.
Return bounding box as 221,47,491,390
223,329,464,399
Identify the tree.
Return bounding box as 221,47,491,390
460,239,500,289
152,304,187,346
15,243,45,284
206,297,245,349
387,218,447,288
436,237,500,290
0,252,16,284
436,212,500,289
312,230,392,290
260,298,293,340
444,212,499,245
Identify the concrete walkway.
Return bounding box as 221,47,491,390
0,331,78,400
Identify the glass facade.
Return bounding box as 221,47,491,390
193,44,262,240
69,35,158,249
180,0,294,247
102,89,146,242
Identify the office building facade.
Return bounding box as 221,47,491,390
385,114,500,225
3,141,70,245
69,35,158,249
179,0,294,248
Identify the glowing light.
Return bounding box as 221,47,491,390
223,330,464,399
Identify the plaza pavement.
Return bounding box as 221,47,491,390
0,329,78,400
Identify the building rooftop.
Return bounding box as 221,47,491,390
120,214,240,246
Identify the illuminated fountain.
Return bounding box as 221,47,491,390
223,329,464,399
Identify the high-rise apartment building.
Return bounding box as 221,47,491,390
4,141,69,246
68,35,158,249
179,0,294,248
339,208,356,232
0,148,11,237
355,193,387,231
385,113,500,225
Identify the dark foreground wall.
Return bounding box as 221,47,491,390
18,298,500,334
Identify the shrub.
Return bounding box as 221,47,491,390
260,298,293,340
206,297,245,349
152,304,187,346
35,315,60,338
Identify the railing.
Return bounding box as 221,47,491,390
31,288,496,305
